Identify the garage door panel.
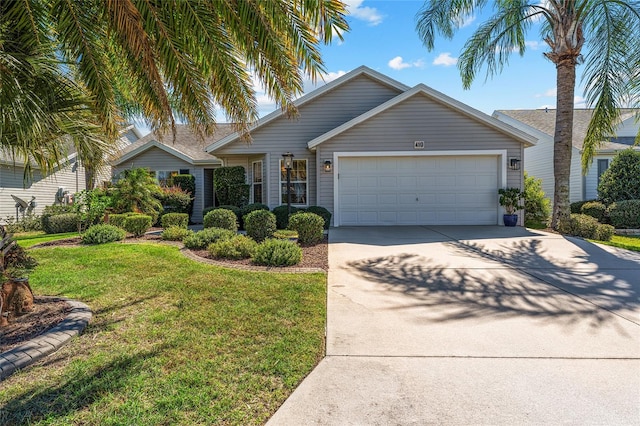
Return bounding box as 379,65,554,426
338,156,499,226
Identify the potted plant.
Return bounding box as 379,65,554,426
498,187,524,227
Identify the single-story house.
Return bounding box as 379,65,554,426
0,152,86,222
493,109,640,203
206,66,536,226
111,124,235,223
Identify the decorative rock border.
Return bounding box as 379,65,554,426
0,298,92,381
615,229,640,236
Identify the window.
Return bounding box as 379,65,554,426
252,161,263,203
597,159,609,186
155,170,178,187
280,159,307,205
179,169,190,175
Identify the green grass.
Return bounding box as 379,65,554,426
13,231,79,248
594,234,640,252
0,243,326,425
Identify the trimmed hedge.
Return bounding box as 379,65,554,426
109,212,139,229
161,213,189,229
580,201,607,222
252,239,302,267
570,200,595,214
241,203,270,220
244,210,277,242
203,209,238,231
561,214,614,241
41,205,77,234
161,226,194,241
306,206,332,229
597,149,640,204
43,213,80,234
183,227,236,250
272,205,303,229
82,224,126,244
124,215,152,237
208,235,257,260
288,212,324,245
213,166,249,206
158,186,192,214
608,200,640,229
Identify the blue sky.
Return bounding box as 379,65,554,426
253,0,589,119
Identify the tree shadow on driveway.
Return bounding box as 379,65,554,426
346,236,640,333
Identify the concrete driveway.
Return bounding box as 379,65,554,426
268,226,640,425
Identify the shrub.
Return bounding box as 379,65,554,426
183,227,236,250
214,166,249,206
4,214,42,233
560,214,614,241
73,188,113,231
109,212,138,229
608,200,640,229
161,226,194,241
241,203,270,220
523,173,550,227
123,215,152,237
111,168,163,223
82,224,126,244
273,230,298,239
158,186,192,214
252,239,302,267
43,213,80,234
288,212,324,245
203,209,238,231
272,205,303,229
218,205,243,228
41,205,76,233
598,149,640,204
306,206,332,230
244,210,277,242
2,242,37,278
570,200,594,214
208,235,258,260
161,213,189,229
172,174,196,217
580,201,607,222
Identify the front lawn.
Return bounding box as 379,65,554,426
594,234,640,252
0,243,326,425
13,231,79,248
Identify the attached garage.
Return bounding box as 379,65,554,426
336,153,502,226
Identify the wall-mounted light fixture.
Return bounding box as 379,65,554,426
509,157,521,171
323,159,332,173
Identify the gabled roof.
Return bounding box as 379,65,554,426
494,109,639,151
113,124,234,166
308,83,538,149
205,66,410,152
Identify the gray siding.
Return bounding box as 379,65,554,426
316,94,524,218
1,161,86,222
111,147,212,223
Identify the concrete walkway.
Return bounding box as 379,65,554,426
268,226,640,425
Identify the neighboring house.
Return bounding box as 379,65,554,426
111,125,235,223
0,152,86,222
206,66,536,226
493,109,640,203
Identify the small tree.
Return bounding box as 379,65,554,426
524,172,551,227
112,168,163,222
597,149,640,204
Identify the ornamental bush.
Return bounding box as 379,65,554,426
82,224,126,244
570,200,595,214
598,149,640,204
608,200,640,229
244,210,277,242
241,203,270,221
161,213,189,229
523,173,550,227
272,205,303,229
561,214,614,241
203,208,238,231
306,206,332,229
580,201,607,222
213,166,249,206
108,212,138,229
41,205,76,234
183,227,236,250
252,239,302,267
158,185,192,215
123,215,152,237
43,213,80,234
161,226,194,241
208,235,258,260
288,212,324,245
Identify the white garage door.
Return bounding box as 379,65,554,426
338,156,499,226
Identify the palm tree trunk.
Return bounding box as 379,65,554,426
551,60,576,230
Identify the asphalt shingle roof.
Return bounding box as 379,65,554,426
496,109,638,151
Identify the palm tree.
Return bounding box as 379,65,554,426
1,0,348,177
416,1,640,229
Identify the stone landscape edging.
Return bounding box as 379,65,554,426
0,297,92,381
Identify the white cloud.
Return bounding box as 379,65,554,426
535,88,557,98
574,96,587,108
433,52,458,67
344,0,383,26
455,15,476,28
388,56,411,70
525,40,543,50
